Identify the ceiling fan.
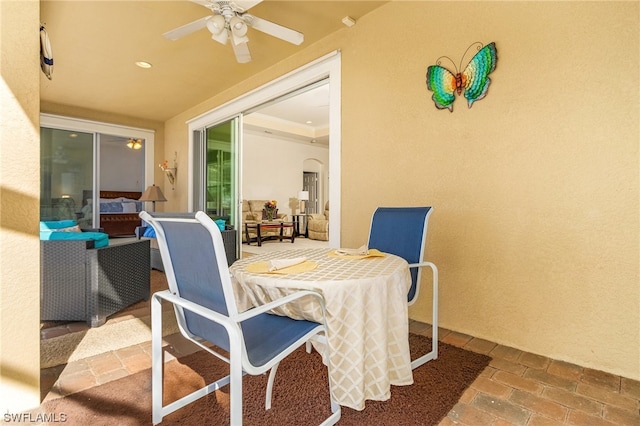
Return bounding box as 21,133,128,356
163,0,304,64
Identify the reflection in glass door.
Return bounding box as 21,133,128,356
193,118,239,228
40,128,94,226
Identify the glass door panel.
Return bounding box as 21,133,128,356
40,128,94,227
205,119,238,227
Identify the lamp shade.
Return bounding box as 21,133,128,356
139,185,167,202
298,190,309,201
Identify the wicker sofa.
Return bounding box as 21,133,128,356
40,238,150,327
242,199,290,242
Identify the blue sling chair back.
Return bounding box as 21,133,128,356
367,206,439,369
140,211,340,425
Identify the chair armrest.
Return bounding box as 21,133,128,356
307,214,326,220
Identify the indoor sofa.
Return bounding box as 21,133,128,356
242,199,290,243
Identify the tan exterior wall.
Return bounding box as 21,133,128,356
165,2,639,379
0,0,41,413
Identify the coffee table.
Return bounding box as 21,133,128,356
244,221,295,246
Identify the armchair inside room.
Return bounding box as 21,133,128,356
307,201,329,241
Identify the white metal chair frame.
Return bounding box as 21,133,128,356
143,211,341,425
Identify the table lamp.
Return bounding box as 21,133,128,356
139,184,167,212
298,190,309,214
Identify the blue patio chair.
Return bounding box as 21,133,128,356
140,211,340,425
368,206,439,369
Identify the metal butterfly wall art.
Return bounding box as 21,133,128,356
426,42,498,112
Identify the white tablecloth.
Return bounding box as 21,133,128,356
229,248,413,410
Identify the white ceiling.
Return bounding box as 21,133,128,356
245,82,330,145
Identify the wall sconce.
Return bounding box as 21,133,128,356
159,151,177,190
298,190,309,213
126,138,143,150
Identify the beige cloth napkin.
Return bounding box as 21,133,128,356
267,257,307,272
246,259,318,274
329,246,386,259
335,245,369,256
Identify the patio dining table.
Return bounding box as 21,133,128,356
229,247,414,410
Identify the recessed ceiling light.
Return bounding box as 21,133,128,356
306,120,313,124
69,133,77,138
135,61,152,69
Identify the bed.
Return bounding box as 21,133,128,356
80,190,144,237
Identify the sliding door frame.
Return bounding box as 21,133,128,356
40,114,155,226
187,51,341,247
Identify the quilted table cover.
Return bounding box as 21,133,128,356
230,248,413,410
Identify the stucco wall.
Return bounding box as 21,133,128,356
165,1,639,379
0,0,42,413
340,1,639,379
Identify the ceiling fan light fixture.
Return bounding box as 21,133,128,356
230,16,247,36
206,14,226,35
126,138,143,150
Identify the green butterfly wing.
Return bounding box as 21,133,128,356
462,42,497,108
426,65,457,112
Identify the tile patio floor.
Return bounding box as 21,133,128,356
40,317,640,425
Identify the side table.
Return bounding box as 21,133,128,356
291,214,308,238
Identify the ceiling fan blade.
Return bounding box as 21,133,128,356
245,15,304,45
232,0,263,12
190,0,214,7
190,0,262,13
232,41,252,63
163,15,211,41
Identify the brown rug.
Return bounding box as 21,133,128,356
36,334,490,425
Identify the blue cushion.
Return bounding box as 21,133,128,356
40,220,78,231
40,231,109,248
143,227,156,238
215,219,225,231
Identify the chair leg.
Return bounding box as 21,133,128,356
151,295,164,425
265,362,280,410
229,344,244,425
412,262,439,370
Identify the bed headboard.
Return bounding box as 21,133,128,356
82,190,143,206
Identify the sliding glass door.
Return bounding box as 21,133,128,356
40,114,155,231
192,117,239,228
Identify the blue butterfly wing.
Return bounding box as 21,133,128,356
462,42,498,108
426,65,457,111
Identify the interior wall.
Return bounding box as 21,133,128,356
242,129,329,211
0,0,41,412
100,139,145,192
164,1,639,380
